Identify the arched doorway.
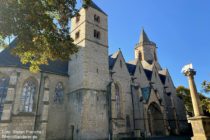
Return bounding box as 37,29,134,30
147,102,165,136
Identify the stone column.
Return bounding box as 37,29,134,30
0,71,19,139
39,77,50,140
1,72,19,122
183,68,210,140
184,69,203,117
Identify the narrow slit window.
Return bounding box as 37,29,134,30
120,60,122,68
94,30,100,39
75,31,80,40
94,15,100,23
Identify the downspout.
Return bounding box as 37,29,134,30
107,70,115,140
130,76,136,136
107,82,113,140
139,87,146,137
34,72,44,131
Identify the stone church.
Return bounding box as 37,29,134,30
0,2,188,140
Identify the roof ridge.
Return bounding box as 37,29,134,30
90,1,107,16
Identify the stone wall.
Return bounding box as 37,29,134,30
67,89,109,140
0,67,69,140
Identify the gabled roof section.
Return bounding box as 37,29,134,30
144,69,153,81
158,69,167,85
159,69,167,75
109,50,120,69
90,1,107,16
126,59,138,75
126,63,136,75
141,60,154,70
159,74,166,85
127,59,138,65
0,39,69,76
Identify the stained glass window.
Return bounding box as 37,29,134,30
0,77,9,119
21,81,36,112
54,82,64,104
141,87,151,102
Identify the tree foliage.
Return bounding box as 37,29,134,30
176,86,210,116
0,0,91,72
176,86,193,116
202,81,210,93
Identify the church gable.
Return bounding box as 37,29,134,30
133,60,149,88
109,50,120,70
151,66,163,87
149,66,165,101
111,50,130,77
165,70,176,89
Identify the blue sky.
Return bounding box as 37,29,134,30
1,1,209,96
90,0,210,95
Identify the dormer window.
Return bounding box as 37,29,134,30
75,31,80,40
94,30,100,39
94,15,100,23
120,60,122,68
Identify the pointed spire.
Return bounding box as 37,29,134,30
139,28,150,44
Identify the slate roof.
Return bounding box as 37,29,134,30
139,29,150,43
126,63,136,75
90,1,107,16
159,74,166,85
0,39,69,76
109,50,120,70
144,69,153,81
135,29,156,48
109,56,116,69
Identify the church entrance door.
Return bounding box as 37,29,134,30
147,102,165,136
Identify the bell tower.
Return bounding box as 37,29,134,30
69,1,109,91
68,2,110,140
135,29,158,64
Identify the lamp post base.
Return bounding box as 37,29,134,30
188,116,210,140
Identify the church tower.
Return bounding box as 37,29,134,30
135,29,158,64
67,2,110,140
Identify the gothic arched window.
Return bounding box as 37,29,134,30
54,82,64,104
0,77,9,119
115,84,121,117
21,80,36,112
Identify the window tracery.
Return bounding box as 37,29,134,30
0,77,9,119
20,80,36,112
115,84,121,117
54,82,64,104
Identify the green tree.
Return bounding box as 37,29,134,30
176,86,210,116
0,0,91,72
202,81,210,93
176,86,193,116
202,81,210,113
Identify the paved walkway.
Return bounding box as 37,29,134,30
141,136,191,140
121,136,191,140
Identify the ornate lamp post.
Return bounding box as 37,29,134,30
182,64,210,140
